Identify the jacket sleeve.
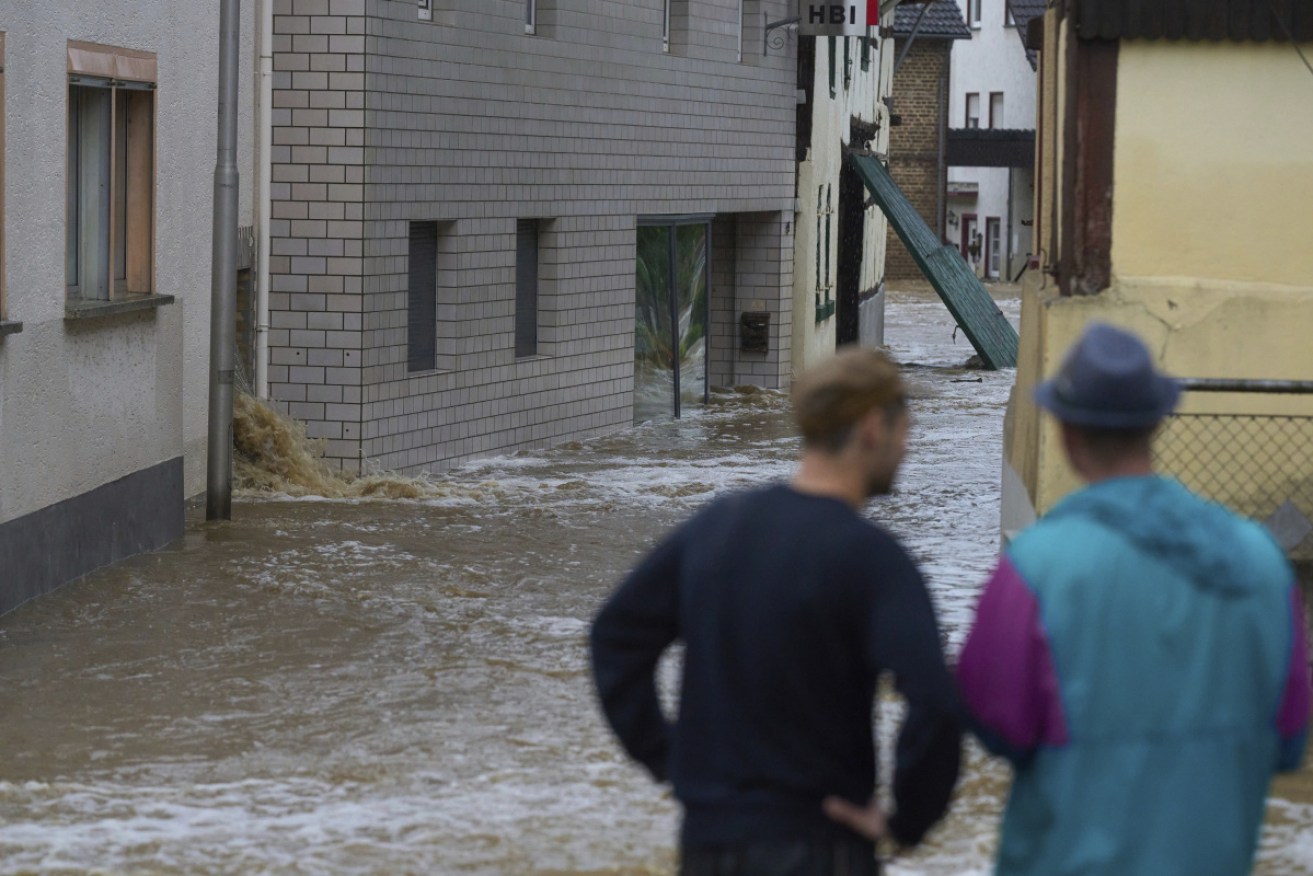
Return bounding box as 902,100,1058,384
588,529,683,782
1276,583,1311,772
866,549,963,848
956,555,1069,766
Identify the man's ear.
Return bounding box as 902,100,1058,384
857,407,885,449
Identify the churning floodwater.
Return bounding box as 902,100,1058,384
1,288,1309,874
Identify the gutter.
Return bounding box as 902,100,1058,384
256,0,273,398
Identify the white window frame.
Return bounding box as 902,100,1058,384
418,0,432,21
663,0,671,51
525,0,536,34
969,0,982,28
989,91,1004,129
965,92,980,129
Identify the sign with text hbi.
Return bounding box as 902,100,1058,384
798,1,879,36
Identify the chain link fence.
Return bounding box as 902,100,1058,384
1154,380,1313,559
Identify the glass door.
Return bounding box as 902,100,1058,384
634,220,710,423
634,225,675,424
675,223,708,414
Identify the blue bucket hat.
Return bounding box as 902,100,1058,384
1033,322,1180,428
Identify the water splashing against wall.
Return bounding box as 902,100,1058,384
232,392,493,500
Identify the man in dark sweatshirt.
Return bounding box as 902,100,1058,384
589,347,962,875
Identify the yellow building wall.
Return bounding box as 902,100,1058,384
1003,37,1313,531
1112,41,1313,287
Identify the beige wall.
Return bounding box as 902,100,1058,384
1111,41,1313,287
1002,35,1313,535
1005,280,1313,529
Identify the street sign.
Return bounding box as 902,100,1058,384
798,1,879,36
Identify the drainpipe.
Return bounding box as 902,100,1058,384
207,0,241,520
256,0,273,399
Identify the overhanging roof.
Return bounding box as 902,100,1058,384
1073,0,1313,42
893,1,973,39
1009,0,1047,68
947,128,1036,168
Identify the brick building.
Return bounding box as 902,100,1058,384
262,0,800,474
883,2,969,282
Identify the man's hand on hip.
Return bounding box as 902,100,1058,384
822,796,887,840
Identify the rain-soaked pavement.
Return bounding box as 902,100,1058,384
1,288,1309,874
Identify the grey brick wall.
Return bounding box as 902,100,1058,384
270,0,798,473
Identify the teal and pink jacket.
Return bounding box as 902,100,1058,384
958,475,1309,876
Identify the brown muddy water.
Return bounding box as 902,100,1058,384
1,290,1309,874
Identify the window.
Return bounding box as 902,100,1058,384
814,187,823,290
418,0,431,20
662,0,671,51
965,93,981,128
860,27,871,71
986,217,1002,279
737,0,744,62
407,221,437,372
0,32,7,328
828,37,837,98
989,92,1004,128
525,0,536,34
666,1,691,55
1006,1,1016,26
968,0,982,28
815,185,834,322
515,220,539,358
65,43,157,303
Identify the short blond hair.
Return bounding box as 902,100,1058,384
791,347,906,451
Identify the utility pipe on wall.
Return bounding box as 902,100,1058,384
207,0,241,521
256,0,272,399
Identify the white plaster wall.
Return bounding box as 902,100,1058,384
792,23,895,373
0,1,221,524
946,0,1036,278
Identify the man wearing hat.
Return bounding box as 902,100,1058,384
956,322,1310,875
590,347,962,875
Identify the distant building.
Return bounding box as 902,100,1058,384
946,0,1037,281
1002,0,1313,541
884,1,971,282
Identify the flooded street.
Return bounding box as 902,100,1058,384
1,289,1309,874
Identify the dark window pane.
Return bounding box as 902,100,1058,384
515,219,538,358
407,221,437,372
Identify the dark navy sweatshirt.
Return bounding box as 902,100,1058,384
590,484,962,849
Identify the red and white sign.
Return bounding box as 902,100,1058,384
798,1,881,36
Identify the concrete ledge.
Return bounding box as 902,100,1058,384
65,294,176,321
0,457,184,616
0,320,22,336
